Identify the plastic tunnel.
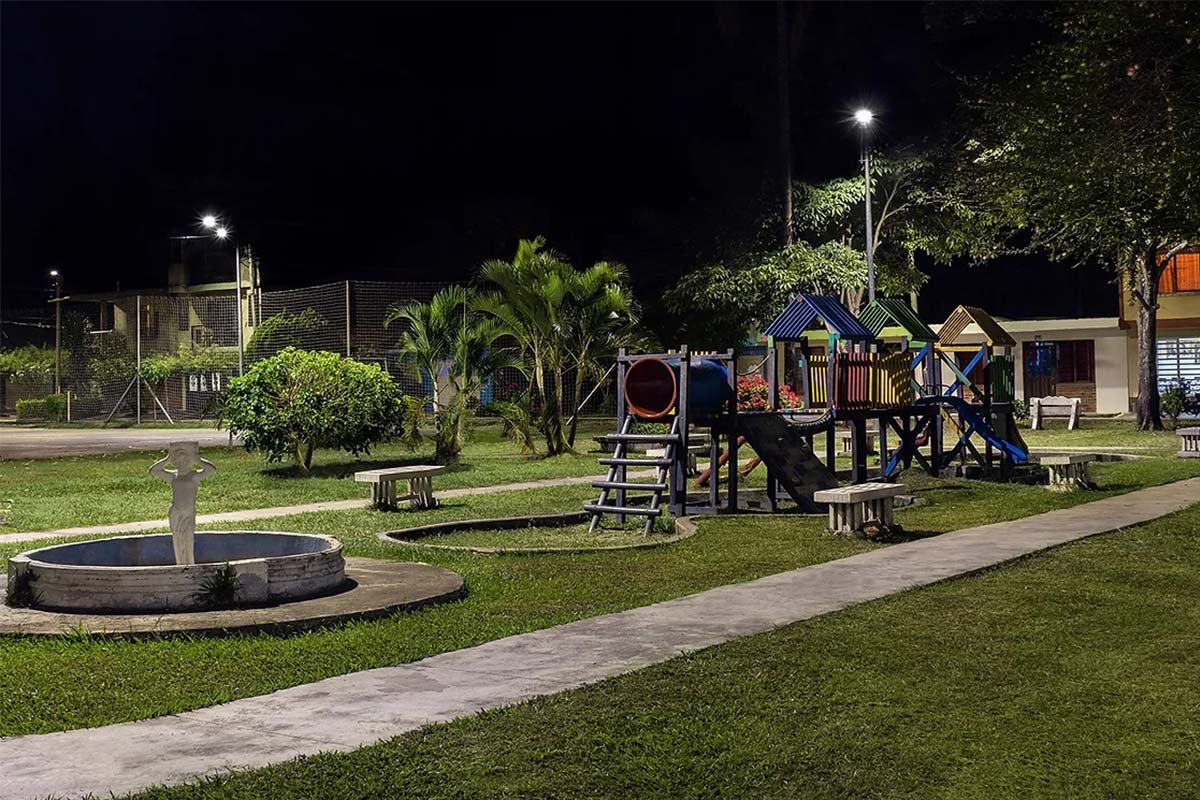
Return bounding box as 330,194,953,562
623,357,732,419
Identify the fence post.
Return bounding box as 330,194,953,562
234,245,245,377
345,280,352,357
135,294,142,424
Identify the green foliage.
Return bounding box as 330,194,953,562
1160,382,1188,428
0,346,57,382
477,238,644,455
666,157,933,346
1011,398,1030,421
246,309,328,361
386,286,522,461
141,347,238,385
939,2,1199,428
486,399,539,456
194,564,241,609
220,348,402,471
15,395,66,421
396,396,427,451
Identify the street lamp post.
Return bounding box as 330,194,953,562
50,269,63,395
202,216,245,377
854,108,876,303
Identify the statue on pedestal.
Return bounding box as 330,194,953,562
149,441,216,565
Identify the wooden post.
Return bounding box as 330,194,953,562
726,348,739,513
616,348,628,522
677,345,690,518
765,337,778,512
851,418,868,484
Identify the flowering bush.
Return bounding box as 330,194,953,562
737,374,802,412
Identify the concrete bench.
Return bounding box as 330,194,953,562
354,465,446,510
1030,396,1081,430
1037,454,1095,491
1178,427,1200,459
813,482,906,533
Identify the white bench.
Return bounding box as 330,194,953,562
1030,396,1081,430
1176,427,1200,458
1037,454,1095,491
813,482,906,533
354,465,446,510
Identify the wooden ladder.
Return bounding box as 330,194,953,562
584,416,680,535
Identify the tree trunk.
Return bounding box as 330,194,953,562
567,364,586,449
1133,249,1163,430
776,0,792,247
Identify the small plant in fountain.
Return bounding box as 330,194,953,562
220,347,402,471
194,563,241,609
5,569,40,609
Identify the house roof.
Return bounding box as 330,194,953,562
858,298,938,343
937,305,1017,347
764,293,875,342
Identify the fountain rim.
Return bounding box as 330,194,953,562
11,531,343,572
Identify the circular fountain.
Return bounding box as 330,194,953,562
8,531,346,613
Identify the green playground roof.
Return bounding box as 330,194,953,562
858,298,938,343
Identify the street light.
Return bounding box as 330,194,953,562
190,213,243,376
854,107,876,303
50,269,63,395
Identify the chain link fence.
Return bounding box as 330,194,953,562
1,278,618,423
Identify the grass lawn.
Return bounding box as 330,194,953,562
402,520,672,550
1023,416,1186,455
0,430,611,532
121,502,1200,800
2,456,1197,737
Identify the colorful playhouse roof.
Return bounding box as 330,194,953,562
764,293,875,342
858,298,938,343
937,305,1016,347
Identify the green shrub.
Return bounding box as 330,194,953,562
0,346,57,382
1161,381,1189,429
220,347,401,470
1011,398,1030,420
15,395,66,421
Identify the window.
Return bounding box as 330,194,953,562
1055,340,1094,383
1157,249,1200,294
1157,337,1200,390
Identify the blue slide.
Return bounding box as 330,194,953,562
914,395,1029,464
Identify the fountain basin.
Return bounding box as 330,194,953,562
6,531,345,613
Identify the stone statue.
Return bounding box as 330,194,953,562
149,441,216,565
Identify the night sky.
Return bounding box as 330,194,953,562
2,2,1114,335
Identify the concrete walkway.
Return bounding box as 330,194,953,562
0,471,657,546
4,476,1197,800
0,427,234,459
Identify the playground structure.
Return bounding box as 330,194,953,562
585,295,1029,531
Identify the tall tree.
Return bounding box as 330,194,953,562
946,2,1199,429
479,238,642,455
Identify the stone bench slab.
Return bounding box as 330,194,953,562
354,466,447,482
1037,454,1096,466
813,482,906,504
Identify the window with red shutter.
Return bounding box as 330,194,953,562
1157,249,1200,294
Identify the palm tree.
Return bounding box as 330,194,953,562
386,286,520,460
563,261,647,448
478,239,643,455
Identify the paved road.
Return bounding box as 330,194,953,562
5,476,1197,799
0,427,235,459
